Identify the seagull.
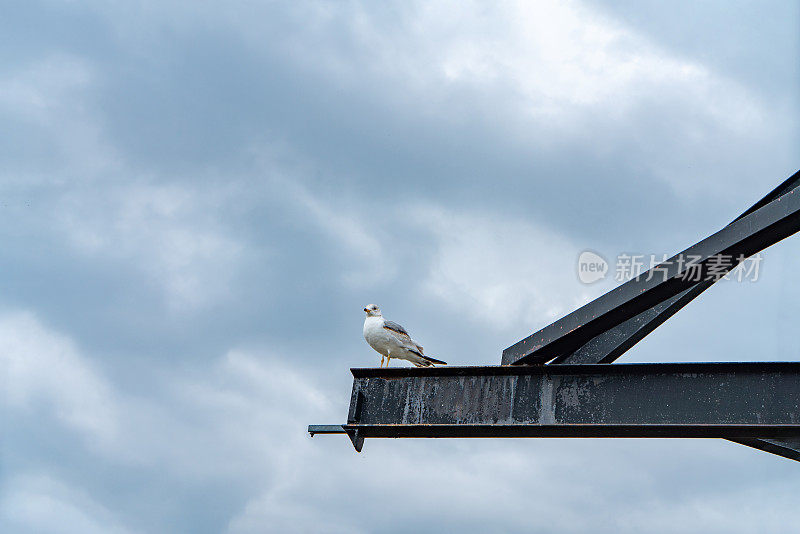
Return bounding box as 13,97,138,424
363,304,446,367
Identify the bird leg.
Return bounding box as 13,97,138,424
380,355,385,367
386,356,391,367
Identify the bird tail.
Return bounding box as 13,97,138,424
418,354,447,366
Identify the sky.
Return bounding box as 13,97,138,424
1,1,799,532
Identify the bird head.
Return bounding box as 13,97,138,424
363,304,382,317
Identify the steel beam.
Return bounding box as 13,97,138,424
502,174,800,366
551,170,800,366
550,283,711,365
541,171,800,461
728,437,800,462
738,170,800,221
548,292,800,461
308,173,800,460
338,363,800,444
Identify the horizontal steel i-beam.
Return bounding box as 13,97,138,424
340,363,800,445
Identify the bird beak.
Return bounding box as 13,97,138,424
363,308,368,312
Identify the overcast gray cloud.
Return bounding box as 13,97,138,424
1,1,799,532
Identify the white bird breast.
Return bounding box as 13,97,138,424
363,316,395,356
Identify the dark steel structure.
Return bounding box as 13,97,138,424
310,170,800,461
503,171,800,366
337,362,800,435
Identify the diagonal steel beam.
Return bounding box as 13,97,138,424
728,437,800,462
550,282,711,365
538,171,800,461
551,170,800,366
738,170,800,221
503,170,800,366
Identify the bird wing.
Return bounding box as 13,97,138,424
383,320,424,354
383,320,409,336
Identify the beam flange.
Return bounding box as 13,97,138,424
308,425,346,436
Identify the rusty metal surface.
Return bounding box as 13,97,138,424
342,363,800,439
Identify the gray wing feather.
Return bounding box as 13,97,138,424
383,320,409,336
383,320,424,353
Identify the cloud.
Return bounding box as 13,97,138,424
57,182,246,311
266,173,396,286
241,0,765,135
0,53,248,312
224,428,800,534
81,0,768,140
159,349,337,479
0,475,136,534
412,204,604,332
0,308,333,480
618,483,800,533
432,0,762,127
255,0,780,201
0,311,119,445
1,1,798,532
0,54,120,181
4,307,800,534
